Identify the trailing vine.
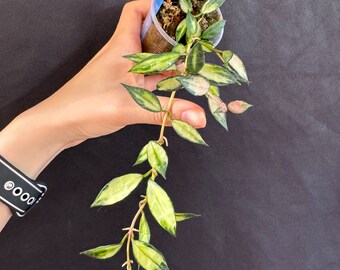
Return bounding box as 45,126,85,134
81,0,251,269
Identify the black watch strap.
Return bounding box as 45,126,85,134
0,155,47,217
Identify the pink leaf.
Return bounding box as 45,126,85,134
228,100,253,114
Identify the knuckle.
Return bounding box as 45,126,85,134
123,1,135,12
128,75,144,88
152,112,163,125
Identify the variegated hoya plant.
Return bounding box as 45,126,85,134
81,0,252,269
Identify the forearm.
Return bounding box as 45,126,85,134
0,109,70,231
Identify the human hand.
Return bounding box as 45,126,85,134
0,0,206,180
0,0,206,230
34,0,206,145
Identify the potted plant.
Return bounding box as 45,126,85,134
81,0,252,269
141,0,224,53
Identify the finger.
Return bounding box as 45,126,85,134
127,96,207,128
115,0,150,38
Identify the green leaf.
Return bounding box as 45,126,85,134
225,67,243,85
121,83,162,112
123,53,154,63
177,75,210,96
80,236,126,260
199,40,215,52
171,119,208,146
91,174,144,207
147,141,168,179
132,240,169,270
166,64,177,71
208,85,220,96
186,12,199,38
147,181,176,236
187,42,205,73
221,50,233,63
172,43,186,54
228,54,248,82
176,19,187,42
201,20,226,41
129,52,180,74
134,144,148,166
201,0,225,14
179,0,192,13
198,63,238,86
139,212,151,243
157,76,183,91
175,212,201,222
207,95,228,130
80,244,122,259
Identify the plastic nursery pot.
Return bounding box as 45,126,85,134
141,0,224,54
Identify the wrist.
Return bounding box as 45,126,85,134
0,102,73,225
0,109,69,180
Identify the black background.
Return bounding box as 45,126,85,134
0,0,339,269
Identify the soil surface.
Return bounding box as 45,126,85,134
156,0,220,40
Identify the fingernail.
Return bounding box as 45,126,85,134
181,110,206,128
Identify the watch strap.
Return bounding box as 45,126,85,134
0,155,47,217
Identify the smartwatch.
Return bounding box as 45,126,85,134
0,155,47,217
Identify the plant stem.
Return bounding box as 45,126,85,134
157,40,192,144
216,51,225,63
157,91,176,144
142,169,152,178
125,197,147,270
197,14,205,25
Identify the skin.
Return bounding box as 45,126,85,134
0,0,206,232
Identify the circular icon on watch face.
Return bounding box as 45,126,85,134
4,181,15,191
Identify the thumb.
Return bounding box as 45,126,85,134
128,96,207,128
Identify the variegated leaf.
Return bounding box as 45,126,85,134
132,240,169,270
175,212,201,222
147,180,176,236
228,53,248,82
122,84,162,112
139,212,151,243
157,76,183,91
187,42,205,73
129,52,180,74
199,40,215,52
179,0,192,13
91,174,143,207
176,19,187,42
177,75,210,96
186,12,199,39
123,53,154,63
228,100,253,114
207,94,228,130
201,0,225,14
201,20,226,41
134,143,148,166
198,63,238,86
171,119,208,146
172,43,186,54
80,243,123,260
147,141,168,179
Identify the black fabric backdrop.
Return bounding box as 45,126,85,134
0,0,339,269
